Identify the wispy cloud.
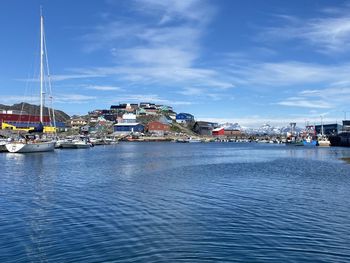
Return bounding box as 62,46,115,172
54,94,97,104
277,98,333,109
77,0,232,91
110,94,192,106
260,6,350,54
277,86,350,109
224,59,350,87
84,85,121,91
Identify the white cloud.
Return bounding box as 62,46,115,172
260,7,350,53
54,94,97,104
85,85,121,91
277,98,333,109
76,0,232,90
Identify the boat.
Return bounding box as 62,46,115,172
318,136,331,147
302,125,318,146
303,135,318,146
285,122,304,146
59,137,93,149
6,10,56,153
317,118,331,147
188,137,202,143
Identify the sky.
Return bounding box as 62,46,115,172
0,0,350,127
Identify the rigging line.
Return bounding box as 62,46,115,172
43,26,57,135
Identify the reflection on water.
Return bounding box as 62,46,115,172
0,143,350,262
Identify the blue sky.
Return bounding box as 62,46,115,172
0,0,350,127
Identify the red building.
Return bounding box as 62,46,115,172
212,127,225,136
147,121,170,135
0,111,51,128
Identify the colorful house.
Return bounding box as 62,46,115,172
147,121,170,136
212,127,225,136
176,113,194,123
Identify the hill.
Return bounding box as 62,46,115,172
0,102,70,122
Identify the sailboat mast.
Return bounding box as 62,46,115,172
40,8,44,123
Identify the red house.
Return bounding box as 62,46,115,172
212,127,225,136
147,121,170,136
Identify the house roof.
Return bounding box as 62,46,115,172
114,123,143,126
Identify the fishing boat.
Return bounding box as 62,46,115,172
302,125,318,146
6,9,56,153
317,118,331,147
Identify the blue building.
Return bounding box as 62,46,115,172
113,123,144,134
176,113,194,123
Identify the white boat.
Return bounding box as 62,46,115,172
188,137,202,143
318,135,331,147
6,10,56,153
317,117,331,147
6,141,55,153
60,137,92,149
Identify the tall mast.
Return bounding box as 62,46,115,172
40,7,44,123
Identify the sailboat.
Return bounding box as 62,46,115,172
6,9,56,153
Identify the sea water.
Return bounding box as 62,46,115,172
1,142,350,262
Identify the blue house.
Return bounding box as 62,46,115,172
113,123,144,134
176,113,194,123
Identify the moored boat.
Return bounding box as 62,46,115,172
6,9,56,153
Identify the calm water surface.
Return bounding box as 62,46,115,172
1,143,350,262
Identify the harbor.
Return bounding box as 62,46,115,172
1,142,350,262
1,1,350,262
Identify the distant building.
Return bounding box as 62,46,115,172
342,120,350,132
121,113,137,123
315,123,342,135
176,113,194,123
212,127,225,136
70,117,87,130
147,121,170,136
224,129,242,137
113,123,144,135
193,121,218,136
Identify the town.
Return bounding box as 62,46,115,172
0,102,349,147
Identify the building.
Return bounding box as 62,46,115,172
0,110,65,131
224,129,242,137
176,113,194,123
315,123,342,135
70,117,87,130
193,121,218,136
147,121,170,136
212,127,225,136
113,123,144,135
121,113,137,123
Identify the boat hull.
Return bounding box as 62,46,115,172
303,140,318,146
60,143,91,149
318,140,331,147
5,142,56,153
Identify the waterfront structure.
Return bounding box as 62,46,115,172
315,123,342,135
176,113,194,123
147,121,170,136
